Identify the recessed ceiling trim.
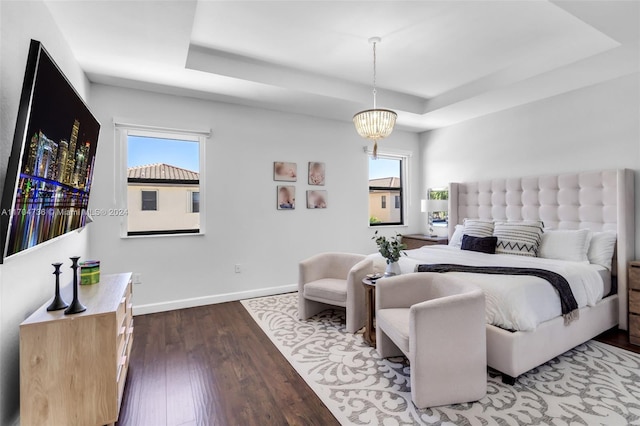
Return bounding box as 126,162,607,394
185,43,427,114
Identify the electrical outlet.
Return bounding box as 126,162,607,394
234,264,241,273
132,273,142,284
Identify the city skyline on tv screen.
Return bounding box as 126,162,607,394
3,41,100,259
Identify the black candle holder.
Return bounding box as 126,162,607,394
46,262,68,311
64,256,86,315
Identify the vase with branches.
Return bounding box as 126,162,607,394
372,231,407,276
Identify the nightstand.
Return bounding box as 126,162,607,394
629,261,640,346
401,234,448,250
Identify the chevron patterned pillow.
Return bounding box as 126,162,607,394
493,221,544,257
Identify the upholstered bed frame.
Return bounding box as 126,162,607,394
448,169,635,382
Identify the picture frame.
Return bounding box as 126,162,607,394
308,161,325,185
277,185,295,210
307,190,327,209
274,162,297,182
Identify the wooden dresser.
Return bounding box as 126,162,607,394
20,273,133,426
401,234,448,250
629,261,640,346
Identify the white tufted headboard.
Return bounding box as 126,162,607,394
448,169,635,329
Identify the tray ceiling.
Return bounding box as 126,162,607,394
44,0,639,132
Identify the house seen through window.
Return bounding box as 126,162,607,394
369,156,404,226
126,132,201,236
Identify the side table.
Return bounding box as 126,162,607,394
401,234,448,250
361,278,377,347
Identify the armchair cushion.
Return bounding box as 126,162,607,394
376,308,410,353
304,278,347,305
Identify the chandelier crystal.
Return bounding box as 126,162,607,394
353,37,397,158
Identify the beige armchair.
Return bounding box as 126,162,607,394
298,253,372,333
376,273,487,409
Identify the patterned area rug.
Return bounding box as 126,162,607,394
241,293,640,426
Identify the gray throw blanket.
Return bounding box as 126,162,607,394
415,264,580,325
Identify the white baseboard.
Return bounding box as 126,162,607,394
132,284,297,316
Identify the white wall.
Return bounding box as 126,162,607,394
420,73,640,250
88,84,421,313
0,1,92,423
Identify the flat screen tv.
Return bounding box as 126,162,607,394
0,39,100,263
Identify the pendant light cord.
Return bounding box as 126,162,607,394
372,41,378,158
372,41,377,109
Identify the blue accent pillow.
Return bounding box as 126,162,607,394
461,234,497,254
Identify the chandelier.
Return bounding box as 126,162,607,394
353,37,397,159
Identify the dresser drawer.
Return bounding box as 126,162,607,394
630,314,640,346
124,282,132,315
629,290,640,314
630,262,640,291
630,313,640,334
116,297,126,331
117,325,134,408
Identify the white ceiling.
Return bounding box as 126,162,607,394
44,0,639,133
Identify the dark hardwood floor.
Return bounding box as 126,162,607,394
117,301,639,426
594,326,640,354
117,301,339,426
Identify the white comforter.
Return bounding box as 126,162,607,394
368,245,606,331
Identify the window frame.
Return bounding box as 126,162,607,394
115,122,209,238
368,151,409,227
381,195,387,209
428,188,449,229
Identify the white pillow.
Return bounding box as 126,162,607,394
463,219,494,238
538,229,591,263
493,221,544,257
449,224,464,248
588,231,617,270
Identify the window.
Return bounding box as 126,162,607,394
141,190,157,211
369,155,404,226
428,188,449,228
190,191,200,213
117,124,208,237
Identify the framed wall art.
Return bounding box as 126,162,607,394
307,190,327,209
277,185,295,210
274,162,297,182
308,162,325,185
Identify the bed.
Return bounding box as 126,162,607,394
393,245,610,332
398,169,634,383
